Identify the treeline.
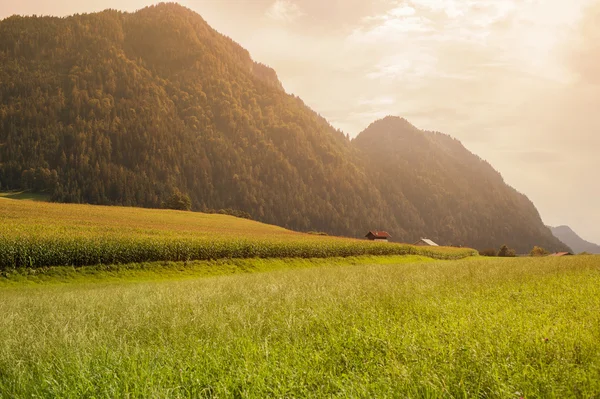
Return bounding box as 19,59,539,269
0,4,569,253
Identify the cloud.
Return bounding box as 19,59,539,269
350,6,434,42
389,5,417,17
409,0,466,18
265,0,304,22
358,96,397,106
366,53,439,82
569,1,600,85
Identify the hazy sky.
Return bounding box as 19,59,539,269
1,0,599,244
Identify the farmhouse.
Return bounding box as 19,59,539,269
365,231,391,242
414,238,439,247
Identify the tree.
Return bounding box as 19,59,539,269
530,246,548,257
164,191,192,211
498,245,516,257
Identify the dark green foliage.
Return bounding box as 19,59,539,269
498,245,510,257
498,245,517,257
163,191,192,211
20,168,58,192
216,208,252,219
0,4,571,252
479,248,497,257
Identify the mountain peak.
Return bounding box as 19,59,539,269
354,116,422,144
550,226,600,254
369,116,417,130
351,117,569,253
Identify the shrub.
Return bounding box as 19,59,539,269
498,245,517,257
163,191,191,211
530,246,548,257
479,248,497,257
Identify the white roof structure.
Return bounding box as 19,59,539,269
415,238,439,246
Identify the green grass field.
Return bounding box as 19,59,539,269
1,255,599,398
0,198,476,269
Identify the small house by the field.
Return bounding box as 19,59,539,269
549,252,573,257
365,231,391,242
414,238,439,247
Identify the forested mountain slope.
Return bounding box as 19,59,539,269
353,117,569,252
0,4,388,235
0,4,568,252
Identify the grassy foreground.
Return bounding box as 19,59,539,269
1,255,600,398
0,198,476,269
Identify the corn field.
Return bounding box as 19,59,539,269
0,199,477,269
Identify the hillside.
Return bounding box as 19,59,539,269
0,4,567,252
353,117,570,253
0,4,383,236
550,226,600,254
0,198,476,269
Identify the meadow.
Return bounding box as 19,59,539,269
1,255,599,398
0,198,476,269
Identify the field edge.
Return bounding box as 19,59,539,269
0,254,440,287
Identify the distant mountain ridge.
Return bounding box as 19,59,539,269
0,4,569,252
550,226,600,254
353,117,568,253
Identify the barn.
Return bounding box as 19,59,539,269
414,238,439,247
365,231,391,242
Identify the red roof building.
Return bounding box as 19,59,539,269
365,231,391,241
549,252,573,257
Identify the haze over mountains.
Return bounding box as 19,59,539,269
354,117,567,252
550,226,600,254
0,4,569,252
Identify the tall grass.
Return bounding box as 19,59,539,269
0,199,476,269
0,256,599,397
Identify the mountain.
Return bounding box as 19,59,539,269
0,4,385,235
550,226,600,254
0,4,568,253
353,117,569,253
